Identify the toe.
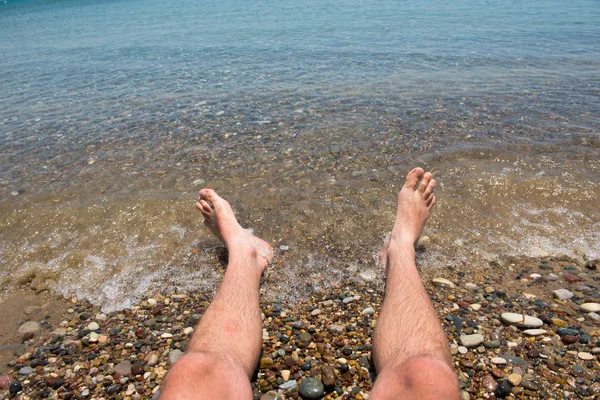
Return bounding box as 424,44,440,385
199,189,225,209
199,199,213,213
404,167,425,190
427,194,436,208
418,172,433,193
423,178,436,199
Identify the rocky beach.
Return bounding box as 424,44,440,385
1,254,598,399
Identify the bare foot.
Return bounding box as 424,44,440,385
195,189,273,272
379,168,436,268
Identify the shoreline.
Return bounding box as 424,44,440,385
1,255,598,399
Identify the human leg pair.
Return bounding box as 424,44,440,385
160,169,458,400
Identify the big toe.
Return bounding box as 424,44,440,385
404,167,425,190
199,189,223,207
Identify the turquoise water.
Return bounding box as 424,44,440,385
1,0,599,311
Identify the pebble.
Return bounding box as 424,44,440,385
564,272,582,283
482,375,497,392
432,278,455,288
279,379,297,390
19,366,34,375
17,321,40,335
495,380,512,398
470,303,481,311
500,312,543,328
169,350,184,365
577,352,595,360
87,322,100,331
260,357,274,369
24,305,40,315
491,357,507,365
460,334,484,348
361,307,375,316
261,391,284,400
281,370,291,381
508,373,522,386
552,288,574,300
10,381,22,395
523,329,547,336
321,364,336,386
580,303,600,312
310,309,322,316
114,360,132,375
298,377,325,399
458,346,468,354
183,327,194,335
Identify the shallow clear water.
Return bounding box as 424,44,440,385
1,0,599,312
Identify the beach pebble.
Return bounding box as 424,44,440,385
145,352,159,366
95,314,107,321
0,375,11,390
89,332,99,342
169,350,184,365
183,327,194,335
501,312,543,328
261,391,284,400
310,308,322,316
361,307,375,316
580,303,600,312
321,364,336,386
19,366,33,375
482,375,497,392
491,357,507,365
87,322,100,331
432,278,455,289
465,283,478,289
298,377,325,399
279,379,297,390
470,303,481,311
192,179,206,187
161,332,173,338
508,373,522,386
343,296,355,304
11,191,19,196
18,321,40,335
458,346,468,354
10,381,22,395
578,352,595,361
564,273,582,283
114,360,132,375
523,329,547,336
460,334,484,348
281,369,291,381
552,289,574,300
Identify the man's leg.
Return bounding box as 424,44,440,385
371,168,459,400
160,189,272,400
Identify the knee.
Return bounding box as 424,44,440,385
374,356,459,400
400,357,458,394
160,352,250,399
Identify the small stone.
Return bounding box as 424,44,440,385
19,366,34,375
495,380,512,398
18,321,40,335
10,381,23,395
465,283,478,289
484,340,501,349
460,334,484,348
87,322,100,331
279,380,297,390
105,384,122,395
564,273,582,283
458,346,468,354
521,375,538,391
169,350,184,365
145,352,159,366
311,309,322,316
553,289,574,300
261,391,283,400
281,370,291,381
508,373,522,386
114,360,132,375
260,357,274,369
523,329,547,336
299,332,312,344
298,377,325,399
491,357,507,365
470,304,481,311
131,363,144,375
432,278,455,288
581,303,600,312
161,333,173,338
361,307,375,316
192,179,206,187
343,296,355,304
183,327,194,335
482,375,497,392
89,332,99,342
321,365,336,387
95,313,107,321
578,352,595,360
500,313,543,328
551,318,569,328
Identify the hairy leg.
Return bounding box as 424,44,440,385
160,189,272,400
370,168,458,400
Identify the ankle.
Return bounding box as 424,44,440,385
386,237,415,257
